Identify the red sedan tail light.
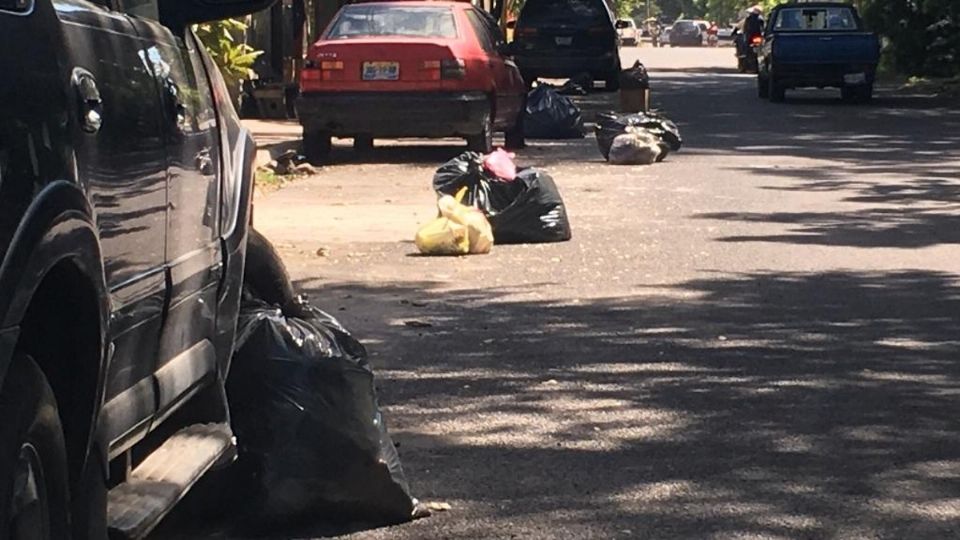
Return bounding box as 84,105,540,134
420,58,465,80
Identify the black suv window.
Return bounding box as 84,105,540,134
121,0,159,20
520,0,607,25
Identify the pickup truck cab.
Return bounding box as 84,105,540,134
757,2,880,102
0,0,280,538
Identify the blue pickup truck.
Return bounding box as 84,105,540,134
758,2,880,102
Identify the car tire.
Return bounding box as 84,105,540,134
757,73,769,99
302,129,331,164
353,135,374,153
604,71,621,92
467,110,494,154
244,228,297,312
842,85,873,103
504,104,526,151
768,76,785,102
0,355,72,540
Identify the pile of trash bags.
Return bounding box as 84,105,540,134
426,150,572,247
595,111,682,165
524,84,585,139
226,296,421,527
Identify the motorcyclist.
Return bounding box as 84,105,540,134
647,19,663,47
706,21,719,47
735,6,765,58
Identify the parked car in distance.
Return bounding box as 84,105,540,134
298,1,526,161
0,0,281,538
510,0,622,90
719,25,735,40
616,18,639,46
662,24,673,46
670,19,705,46
758,2,880,102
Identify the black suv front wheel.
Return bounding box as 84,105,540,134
0,355,72,540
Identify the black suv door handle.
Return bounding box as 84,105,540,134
72,68,103,133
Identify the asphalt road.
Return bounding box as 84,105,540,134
160,46,960,539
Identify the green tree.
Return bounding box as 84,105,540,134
194,18,263,103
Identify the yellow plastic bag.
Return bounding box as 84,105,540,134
415,188,494,255
415,215,470,255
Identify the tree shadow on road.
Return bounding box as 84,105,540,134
229,269,960,539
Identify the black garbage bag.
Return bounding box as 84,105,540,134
619,60,650,89
434,152,572,244
524,84,585,139
595,111,682,161
226,299,418,526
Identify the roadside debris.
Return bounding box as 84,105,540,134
434,152,572,244
608,127,663,165
524,84,585,139
595,111,682,163
226,297,422,527
415,191,494,256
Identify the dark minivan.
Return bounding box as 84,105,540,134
511,0,622,89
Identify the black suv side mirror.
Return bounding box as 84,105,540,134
615,20,631,29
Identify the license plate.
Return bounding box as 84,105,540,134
843,72,866,85
362,61,399,81
555,36,573,46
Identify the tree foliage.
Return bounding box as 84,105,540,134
194,18,262,91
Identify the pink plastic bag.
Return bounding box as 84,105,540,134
482,148,517,181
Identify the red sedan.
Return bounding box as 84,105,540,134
298,1,527,162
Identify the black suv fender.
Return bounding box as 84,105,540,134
0,179,110,467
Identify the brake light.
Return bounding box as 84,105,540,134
750,35,763,45
422,59,465,80
321,61,343,70
442,59,465,80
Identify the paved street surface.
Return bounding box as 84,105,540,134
163,46,960,538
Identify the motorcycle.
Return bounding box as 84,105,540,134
736,33,762,73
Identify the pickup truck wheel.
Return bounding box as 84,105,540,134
353,135,374,153
842,85,873,103
768,76,786,102
757,74,769,98
302,129,331,164
0,355,71,540
466,110,494,153
244,228,297,311
604,71,621,92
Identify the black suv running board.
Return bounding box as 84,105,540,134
106,423,236,540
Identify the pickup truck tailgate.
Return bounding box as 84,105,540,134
771,32,880,64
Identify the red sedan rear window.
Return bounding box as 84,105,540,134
327,6,459,39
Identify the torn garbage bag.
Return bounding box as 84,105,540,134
595,111,682,161
524,84,585,139
434,152,572,244
227,299,419,526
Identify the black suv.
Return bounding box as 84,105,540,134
0,1,283,538
511,0,622,89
